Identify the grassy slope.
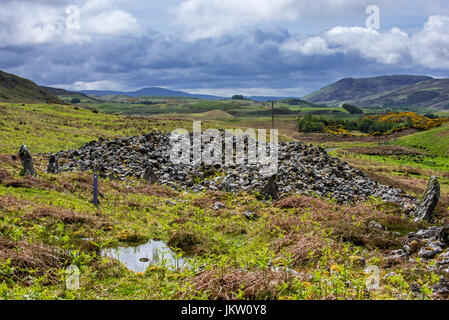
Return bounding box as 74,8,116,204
0,103,447,300
0,71,63,105
304,76,449,110
395,123,449,157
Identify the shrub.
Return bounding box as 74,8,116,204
342,104,364,114
297,114,326,133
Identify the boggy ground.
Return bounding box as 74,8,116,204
0,103,448,300
0,150,448,300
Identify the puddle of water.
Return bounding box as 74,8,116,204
101,240,187,273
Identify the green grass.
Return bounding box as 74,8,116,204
394,123,449,157
0,102,448,300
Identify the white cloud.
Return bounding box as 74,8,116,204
83,10,138,35
0,0,138,46
176,0,388,40
324,26,409,64
410,15,449,69
71,80,123,91
281,15,449,68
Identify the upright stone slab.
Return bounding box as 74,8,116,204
260,175,279,200
19,145,36,176
143,165,158,184
414,176,440,222
47,154,59,174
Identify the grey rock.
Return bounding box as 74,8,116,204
19,145,35,176
432,278,449,296
47,154,59,174
368,220,385,231
414,176,440,222
244,211,259,221
53,132,417,207
143,165,158,184
165,200,177,206
260,175,279,201
418,245,443,259
213,202,225,211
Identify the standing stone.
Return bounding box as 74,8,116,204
19,145,35,176
47,154,59,174
143,165,158,184
414,176,440,222
260,175,279,200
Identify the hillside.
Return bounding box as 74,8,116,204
0,70,64,104
359,79,449,110
42,86,100,104
303,75,449,110
395,122,449,157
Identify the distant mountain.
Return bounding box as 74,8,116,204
0,70,64,104
79,87,223,100
303,75,449,109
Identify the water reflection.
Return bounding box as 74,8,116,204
101,240,187,273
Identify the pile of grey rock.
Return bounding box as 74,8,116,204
53,132,416,206
406,226,449,272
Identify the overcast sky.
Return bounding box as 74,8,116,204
1,0,449,97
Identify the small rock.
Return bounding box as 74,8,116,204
418,245,443,259
139,258,149,262
432,277,449,296
165,200,177,206
213,202,226,211
244,211,259,221
368,220,385,231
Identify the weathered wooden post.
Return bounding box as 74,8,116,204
93,174,99,206
19,145,36,176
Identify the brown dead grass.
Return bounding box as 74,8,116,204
192,197,216,209
181,268,301,300
0,167,13,182
27,207,94,225
0,236,70,284
272,233,330,267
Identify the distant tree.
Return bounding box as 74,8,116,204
232,95,245,100
297,114,326,133
70,98,81,104
342,104,364,114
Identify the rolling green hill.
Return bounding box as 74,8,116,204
0,70,64,104
304,75,449,110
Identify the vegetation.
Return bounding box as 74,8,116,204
0,100,448,300
297,115,326,133
0,70,64,104
342,104,364,114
